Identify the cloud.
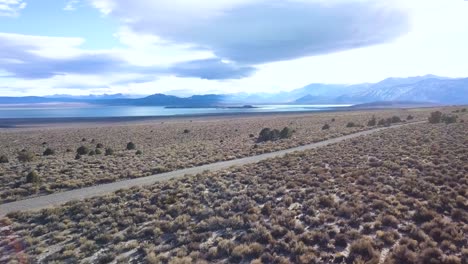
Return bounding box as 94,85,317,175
169,59,255,80
0,32,249,81
0,33,133,79
0,0,26,16
0,33,130,78
64,0,80,11
91,0,409,64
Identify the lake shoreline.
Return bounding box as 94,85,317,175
0,104,444,129
0,110,338,129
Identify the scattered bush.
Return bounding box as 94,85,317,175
75,154,82,160
151,166,169,174
378,119,387,126
95,149,102,155
419,248,443,264
183,129,190,134
442,114,458,124
391,116,402,123
407,115,414,120
17,150,35,162
429,111,443,124
381,215,399,228
318,195,335,208
348,238,380,263
105,148,114,156
43,148,55,156
367,116,377,126
26,170,40,184
413,208,435,223
0,155,8,163
96,143,104,148
257,127,286,142
76,146,89,155
322,124,330,130
127,142,136,150
279,127,293,139
1,112,467,262
136,150,143,155
346,122,357,128
258,128,272,142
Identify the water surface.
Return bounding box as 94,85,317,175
0,104,351,119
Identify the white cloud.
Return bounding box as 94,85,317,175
89,0,409,64
112,26,214,67
0,32,85,59
0,0,26,16
90,0,114,15
64,0,80,11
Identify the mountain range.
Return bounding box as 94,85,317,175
1,75,467,106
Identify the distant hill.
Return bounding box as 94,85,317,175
346,101,439,109
102,94,226,107
294,75,468,105
0,94,227,107
335,77,468,104
45,93,133,100
2,75,468,106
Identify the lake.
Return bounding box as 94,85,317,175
0,104,351,119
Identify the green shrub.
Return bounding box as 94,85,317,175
95,149,102,155
348,238,380,263
322,124,330,130
258,127,288,142
442,114,457,124
279,127,293,139
88,150,96,156
17,150,35,162
346,122,356,128
136,150,143,155
419,248,443,264
0,155,8,163
105,148,114,156
270,129,280,140
378,119,387,126
391,116,402,123
429,111,442,124
381,214,399,227
152,166,169,174
367,116,376,126
43,148,55,156
76,146,89,155
96,143,104,148
26,170,40,184
318,195,335,208
258,128,272,142
126,142,136,150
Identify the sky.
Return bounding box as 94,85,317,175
0,0,468,96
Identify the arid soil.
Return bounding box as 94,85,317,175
0,108,466,263
0,108,434,203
